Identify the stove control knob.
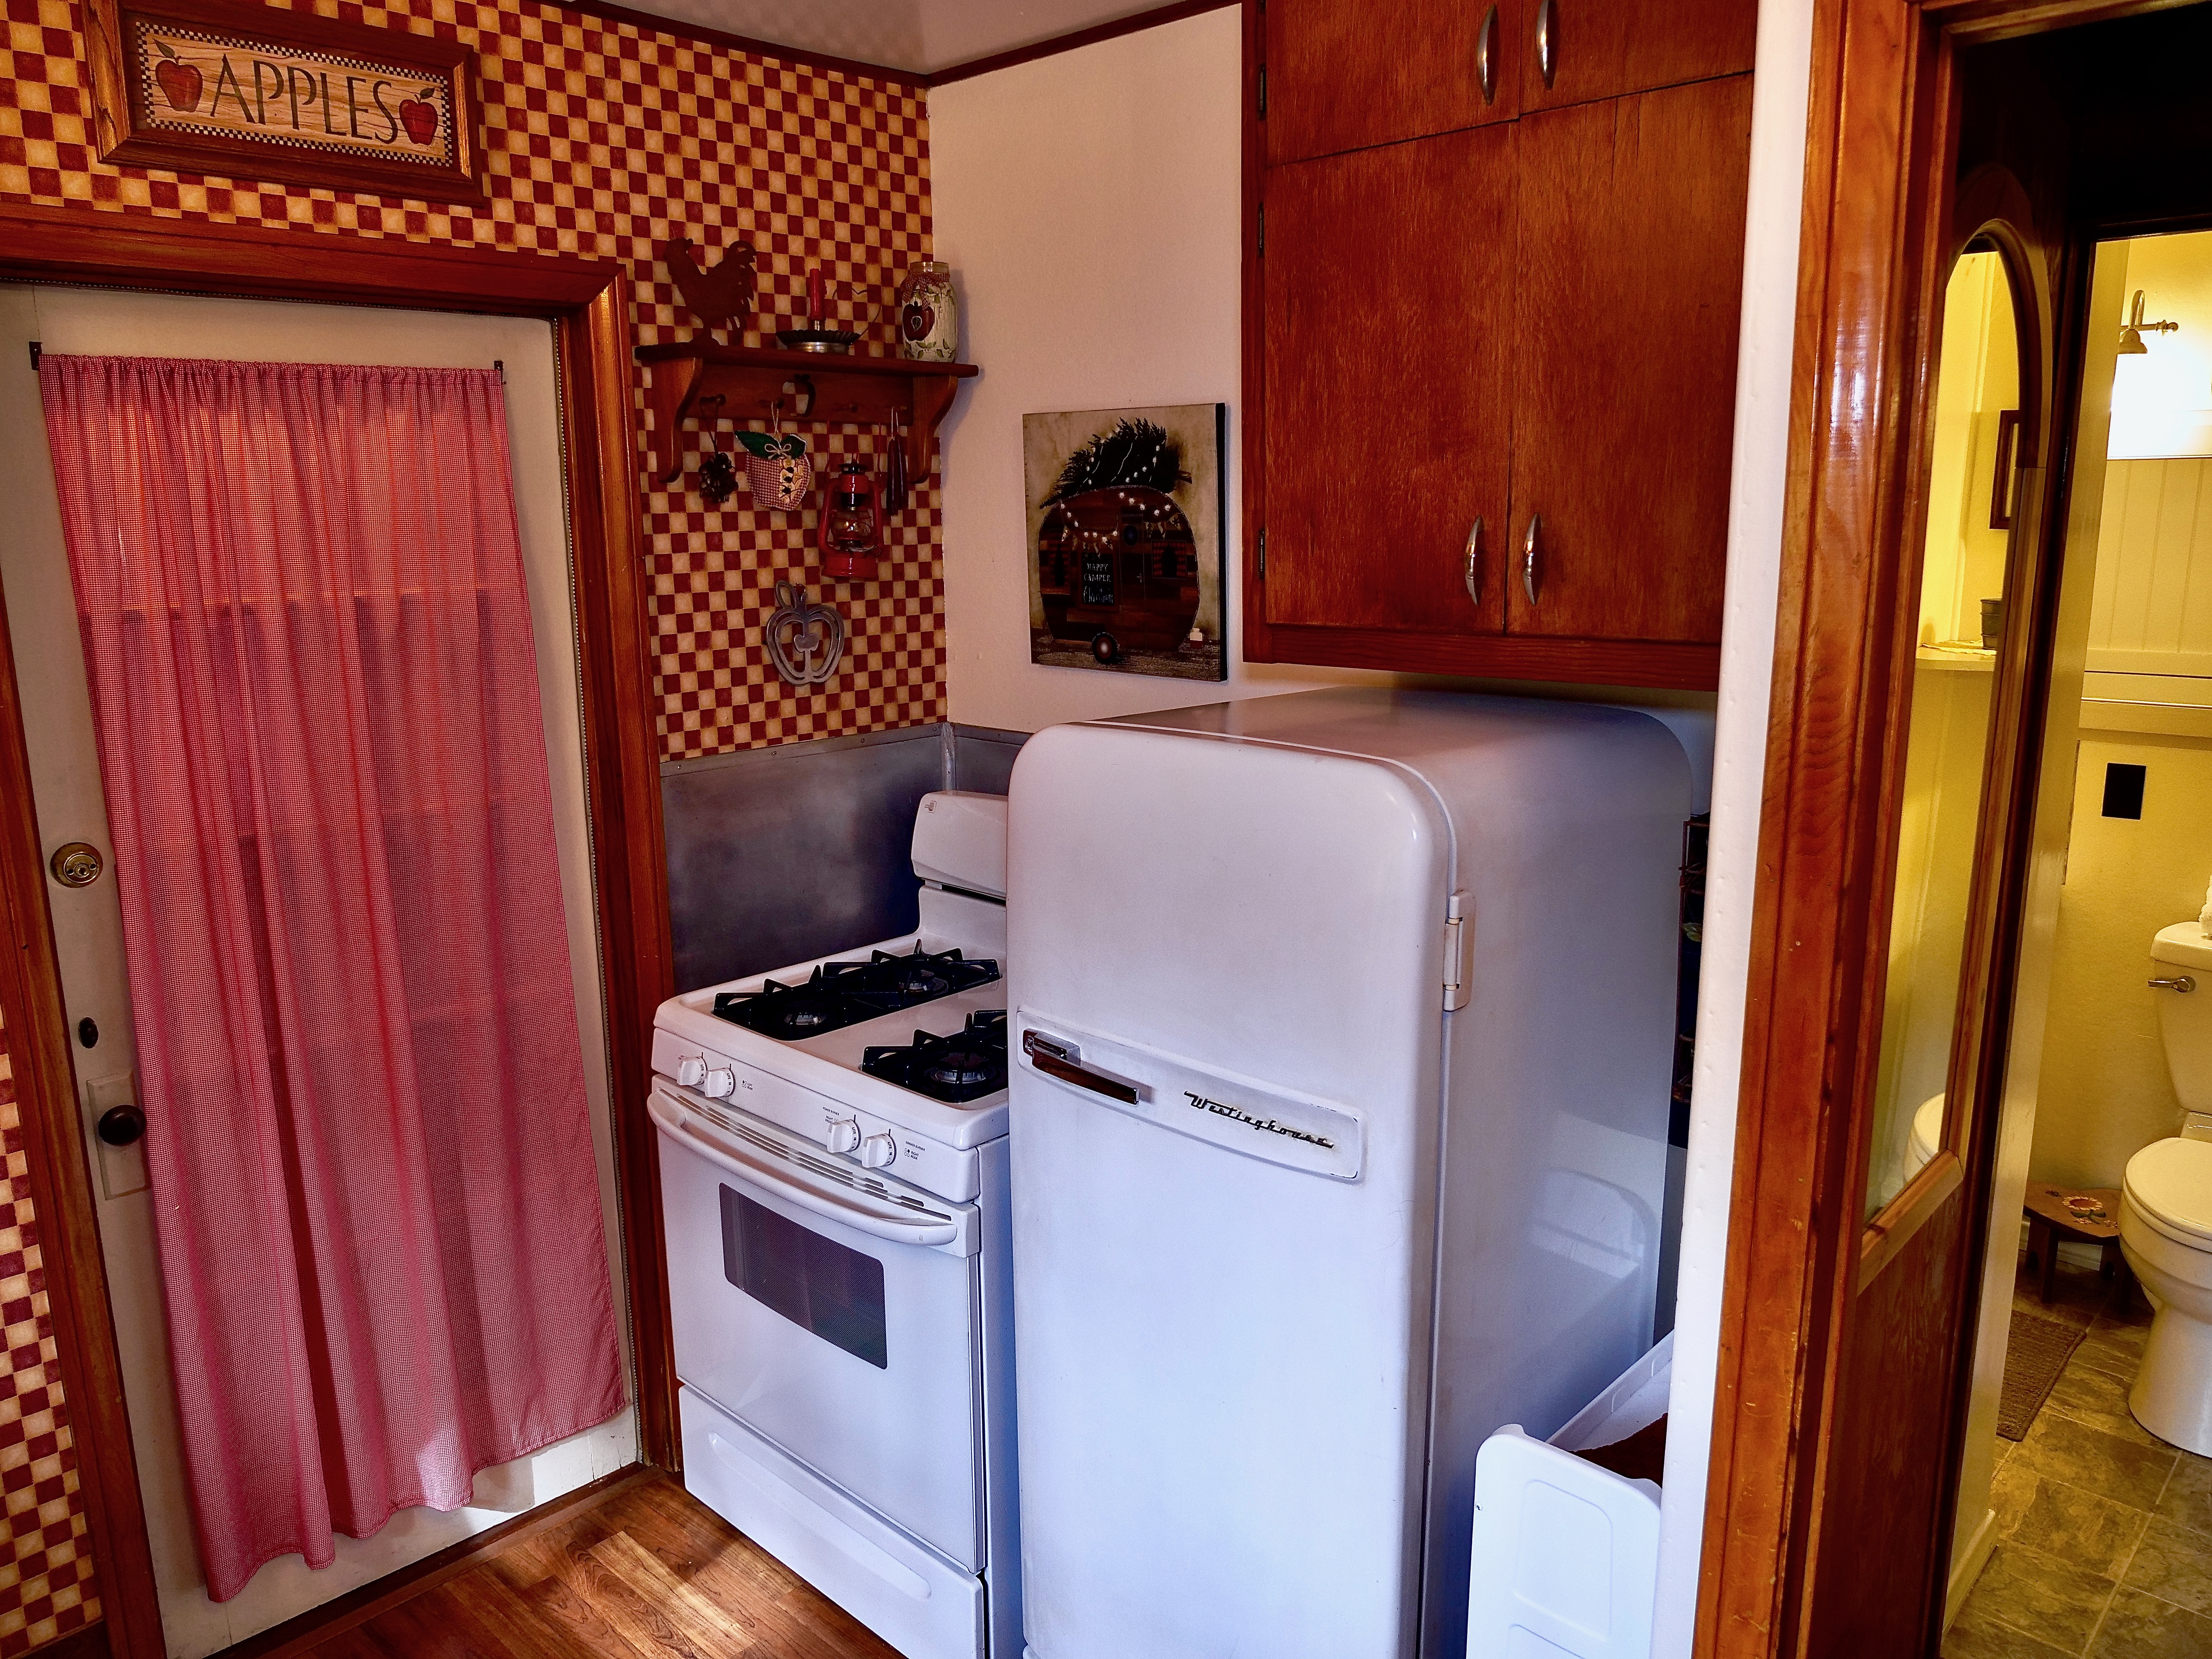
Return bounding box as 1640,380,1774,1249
861,1133,899,1170
675,1056,707,1089
827,1118,862,1155
701,1067,736,1099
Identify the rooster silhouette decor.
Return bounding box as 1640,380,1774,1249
661,236,758,335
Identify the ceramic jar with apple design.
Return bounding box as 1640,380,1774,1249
895,262,958,363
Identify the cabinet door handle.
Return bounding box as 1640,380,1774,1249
1464,517,1484,602
1536,0,1558,87
1523,513,1542,604
1477,5,1499,104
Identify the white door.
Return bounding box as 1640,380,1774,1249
0,286,636,1659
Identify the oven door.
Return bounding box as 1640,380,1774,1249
651,1083,984,1570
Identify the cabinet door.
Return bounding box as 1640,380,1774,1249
1262,129,1515,635
1266,0,1522,167
1509,76,1751,643
1519,0,1755,112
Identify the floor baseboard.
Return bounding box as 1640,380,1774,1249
211,1464,653,1659
1945,1504,2000,1632
32,1621,109,1659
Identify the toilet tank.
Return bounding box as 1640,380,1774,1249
2153,923,2212,1114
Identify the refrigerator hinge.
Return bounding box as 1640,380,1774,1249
1443,890,1472,1012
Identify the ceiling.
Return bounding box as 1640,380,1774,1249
612,0,1177,75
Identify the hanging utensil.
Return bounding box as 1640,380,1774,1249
884,409,909,516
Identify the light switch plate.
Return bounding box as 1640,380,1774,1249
84,1072,148,1199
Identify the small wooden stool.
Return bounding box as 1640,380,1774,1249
2023,1183,2132,1307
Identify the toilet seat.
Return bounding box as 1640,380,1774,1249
2124,1138,2212,1249
1909,1093,1946,1170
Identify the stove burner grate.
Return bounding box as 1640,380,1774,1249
710,946,1001,1040
862,1011,1009,1104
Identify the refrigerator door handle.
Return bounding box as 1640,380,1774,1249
1022,1030,1141,1104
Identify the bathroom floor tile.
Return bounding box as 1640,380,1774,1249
2154,1453,2212,1536
1958,1542,2119,1654
2002,1472,2151,1579
2121,1518,2212,1615
1943,1605,2085,1659
1992,1456,2037,1535
2074,1316,2153,1382
2020,1413,2180,1512
2087,1588,2212,1658
2045,1357,2173,1451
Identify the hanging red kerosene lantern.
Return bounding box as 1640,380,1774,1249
817,455,882,580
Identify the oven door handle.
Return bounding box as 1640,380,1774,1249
649,1087,963,1249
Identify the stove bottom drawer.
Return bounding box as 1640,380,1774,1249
680,1387,987,1659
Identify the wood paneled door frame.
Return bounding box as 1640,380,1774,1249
1699,0,2183,1654
0,203,677,1659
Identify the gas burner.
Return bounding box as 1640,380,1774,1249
711,946,1001,1040
862,1011,1009,1104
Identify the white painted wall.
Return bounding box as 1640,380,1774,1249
928,7,1388,733
1652,1,1816,1651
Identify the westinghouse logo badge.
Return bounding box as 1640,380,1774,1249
1184,1091,1335,1150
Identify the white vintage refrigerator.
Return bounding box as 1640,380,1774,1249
1005,689,1691,1659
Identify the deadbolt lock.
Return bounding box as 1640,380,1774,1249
49,842,103,888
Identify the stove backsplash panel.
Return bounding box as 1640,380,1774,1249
0,0,940,764
663,723,1025,993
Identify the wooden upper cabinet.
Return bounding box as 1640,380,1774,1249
1265,0,1523,166
1519,0,1756,111
1262,128,1516,635
1509,76,1753,643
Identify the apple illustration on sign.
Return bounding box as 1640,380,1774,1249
151,39,201,114
396,87,440,145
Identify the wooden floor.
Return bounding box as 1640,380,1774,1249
272,1470,901,1659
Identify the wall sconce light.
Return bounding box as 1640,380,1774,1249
2120,288,2179,355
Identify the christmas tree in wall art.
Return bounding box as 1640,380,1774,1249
1023,405,1227,681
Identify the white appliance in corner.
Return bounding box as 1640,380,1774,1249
651,791,1018,1659
1006,690,1690,1659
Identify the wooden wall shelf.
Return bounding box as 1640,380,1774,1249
633,342,978,486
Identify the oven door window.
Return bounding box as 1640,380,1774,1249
721,1184,888,1368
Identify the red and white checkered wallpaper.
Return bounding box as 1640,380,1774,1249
0,1016,97,1659
0,4,943,1647
0,0,948,762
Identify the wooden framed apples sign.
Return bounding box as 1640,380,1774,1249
85,0,484,203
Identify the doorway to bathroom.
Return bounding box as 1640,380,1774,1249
1924,221,2212,1659
1705,3,2212,1654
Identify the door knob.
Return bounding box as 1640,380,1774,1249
1464,517,1484,603
49,842,102,888
1476,5,1499,105
97,1104,146,1147
1522,514,1543,604
1536,0,1559,87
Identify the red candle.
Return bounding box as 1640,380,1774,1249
807,269,825,324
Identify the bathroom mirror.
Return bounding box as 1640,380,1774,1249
1864,244,2023,1220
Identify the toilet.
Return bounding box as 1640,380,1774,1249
1909,1091,1946,1173
2117,922,2212,1455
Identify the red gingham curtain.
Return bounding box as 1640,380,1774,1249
37,355,625,1602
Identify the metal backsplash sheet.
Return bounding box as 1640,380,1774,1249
663,723,1028,993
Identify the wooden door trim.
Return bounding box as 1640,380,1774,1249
1698,1,2159,1653
0,204,677,1658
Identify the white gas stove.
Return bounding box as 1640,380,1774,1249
650,790,1017,1659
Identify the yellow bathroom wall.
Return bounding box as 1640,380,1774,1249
2032,730,2212,1187
2088,458,2212,674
